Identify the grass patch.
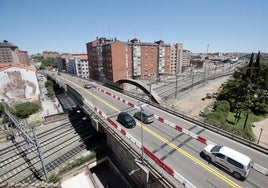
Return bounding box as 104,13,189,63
205,111,262,141
226,112,260,141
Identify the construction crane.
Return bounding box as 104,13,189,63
2,101,48,181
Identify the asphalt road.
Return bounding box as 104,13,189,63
53,73,268,188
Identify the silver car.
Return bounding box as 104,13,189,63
202,144,251,179
134,110,154,124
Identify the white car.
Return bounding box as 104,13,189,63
203,145,251,179
84,84,92,89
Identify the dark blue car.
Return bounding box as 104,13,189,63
117,112,136,128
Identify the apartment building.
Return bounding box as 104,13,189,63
128,39,171,80
43,51,60,59
18,50,30,65
0,40,20,63
60,53,73,63
0,40,30,65
86,37,181,83
170,43,183,74
182,50,191,68
68,54,89,78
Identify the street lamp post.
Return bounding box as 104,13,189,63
139,104,147,165
257,128,264,144
203,61,206,83
141,107,144,164
92,88,94,106
191,67,194,90
175,74,178,98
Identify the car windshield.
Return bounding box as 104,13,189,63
146,114,154,118
211,145,222,152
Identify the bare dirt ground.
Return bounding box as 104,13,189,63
171,76,268,147
172,76,230,119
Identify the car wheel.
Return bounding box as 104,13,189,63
204,155,211,162
233,171,242,179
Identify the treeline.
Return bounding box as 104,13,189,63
45,80,55,98
0,101,41,122
205,52,268,140
218,52,268,116
33,56,57,68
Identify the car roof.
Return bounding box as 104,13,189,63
220,146,251,165
139,110,153,116
119,112,130,116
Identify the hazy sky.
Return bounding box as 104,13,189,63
1,0,267,54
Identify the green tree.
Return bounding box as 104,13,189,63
244,52,254,81
33,56,57,68
0,103,4,116
45,80,55,98
214,100,230,119
254,51,261,77
215,100,230,112
14,101,41,119
45,80,53,88
218,56,268,116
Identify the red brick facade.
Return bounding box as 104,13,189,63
86,37,176,82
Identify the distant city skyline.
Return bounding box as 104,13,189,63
1,0,267,54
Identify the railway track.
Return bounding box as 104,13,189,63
0,114,105,184
155,72,232,100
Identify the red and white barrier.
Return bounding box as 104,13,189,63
88,86,268,178
93,85,215,145
84,98,195,187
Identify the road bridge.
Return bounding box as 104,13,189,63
45,71,268,188
116,78,162,104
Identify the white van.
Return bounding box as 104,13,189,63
203,144,251,179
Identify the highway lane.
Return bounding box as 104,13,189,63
92,83,268,187
52,72,268,188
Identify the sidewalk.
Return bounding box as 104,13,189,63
39,77,64,117
252,118,268,148
61,171,94,188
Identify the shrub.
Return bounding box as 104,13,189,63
14,101,41,119
47,173,61,183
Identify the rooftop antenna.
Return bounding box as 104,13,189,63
207,44,209,54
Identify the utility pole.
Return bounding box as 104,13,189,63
140,107,144,164
149,75,152,101
203,62,206,83
139,104,147,165
175,74,178,98
191,66,194,90
2,101,48,180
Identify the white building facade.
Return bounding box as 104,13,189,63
0,64,40,102
68,55,89,79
